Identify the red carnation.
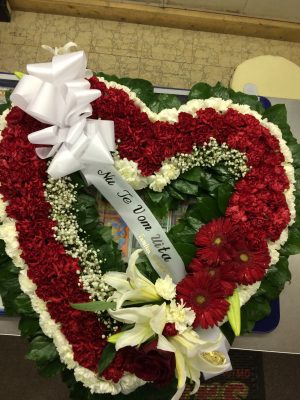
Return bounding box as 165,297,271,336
195,218,237,264
176,270,230,329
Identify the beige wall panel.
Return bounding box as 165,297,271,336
1,11,300,89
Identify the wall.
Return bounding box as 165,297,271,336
1,11,300,88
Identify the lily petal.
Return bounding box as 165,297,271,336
109,304,161,324
114,324,154,350
150,303,167,335
103,271,131,293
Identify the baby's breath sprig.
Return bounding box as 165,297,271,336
172,138,249,179
45,177,111,302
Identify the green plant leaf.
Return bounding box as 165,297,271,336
263,104,297,145
148,93,181,113
71,301,116,312
257,257,291,300
136,252,160,283
172,180,198,195
217,183,233,214
188,82,211,100
289,144,300,168
187,197,221,222
229,90,264,113
210,82,230,100
280,226,300,255
37,358,65,378
172,242,196,265
26,336,58,362
19,316,42,338
146,189,163,203
13,293,34,315
241,296,272,334
98,343,117,375
167,185,187,200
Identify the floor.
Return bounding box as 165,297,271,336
0,336,300,400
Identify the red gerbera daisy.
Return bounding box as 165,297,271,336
230,239,271,285
187,257,236,297
195,218,237,264
176,270,230,329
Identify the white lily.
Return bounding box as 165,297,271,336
108,303,167,350
157,326,231,400
103,249,176,309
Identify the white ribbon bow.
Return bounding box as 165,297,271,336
10,51,115,179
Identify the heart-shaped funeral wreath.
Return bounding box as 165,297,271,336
0,51,299,400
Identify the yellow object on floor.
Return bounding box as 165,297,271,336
230,55,300,99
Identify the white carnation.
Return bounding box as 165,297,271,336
160,163,180,181
148,174,169,192
167,300,195,333
0,108,9,132
155,275,176,300
114,158,148,190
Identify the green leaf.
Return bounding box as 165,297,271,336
98,343,117,375
26,336,58,362
19,316,42,338
71,301,116,312
280,226,300,255
263,104,296,145
122,78,155,106
13,293,34,315
182,168,222,193
172,242,196,265
257,257,291,300
146,190,163,203
289,144,300,168
181,167,202,182
167,185,186,200
188,82,211,100
229,90,264,113
168,220,196,242
241,296,272,333
148,94,181,113
143,190,171,219
136,252,160,283
210,82,230,100
37,358,64,378
187,197,221,222
172,179,198,195
217,183,233,214
186,216,203,231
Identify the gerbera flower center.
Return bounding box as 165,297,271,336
240,253,249,262
196,295,206,304
213,237,222,245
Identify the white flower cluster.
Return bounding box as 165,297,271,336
172,138,248,178
45,177,111,302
